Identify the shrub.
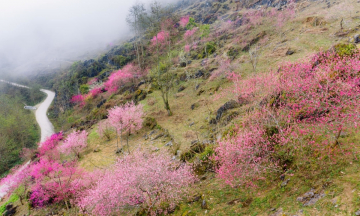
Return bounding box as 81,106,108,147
79,84,89,94
70,94,85,107
78,151,196,216
97,120,113,140
333,43,357,57
59,130,88,159
38,132,63,157
216,50,360,187
186,17,197,30
179,15,190,28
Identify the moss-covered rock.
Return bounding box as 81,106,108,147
142,117,157,129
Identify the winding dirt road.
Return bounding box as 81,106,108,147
36,89,55,143
0,80,55,199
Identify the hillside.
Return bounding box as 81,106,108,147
0,83,44,177
2,0,360,215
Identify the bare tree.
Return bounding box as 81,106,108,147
249,45,260,72
127,3,147,69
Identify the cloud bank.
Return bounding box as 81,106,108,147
0,0,177,76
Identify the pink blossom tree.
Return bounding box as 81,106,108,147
70,94,85,107
104,68,133,93
0,163,32,205
77,150,196,216
97,120,114,141
29,159,85,209
59,130,88,159
89,87,103,97
179,15,190,28
107,102,144,153
216,49,360,187
151,31,170,47
38,132,63,157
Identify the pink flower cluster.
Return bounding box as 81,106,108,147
104,63,140,93
87,78,99,85
0,131,88,207
216,50,360,187
89,87,103,97
179,15,190,28
78,150,196,216
38,132,63,157
108,101,144,134
184,42,198,52
70,94,85,106
184,28,197,40
59,130,88,158
151,31,170,46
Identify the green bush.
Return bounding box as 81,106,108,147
199,146,215,161
203,42,216,57
112,55,131,67
80,84,89,94
200,24,210,38
334,43,357,57
0,194,19,214
186,17,197,30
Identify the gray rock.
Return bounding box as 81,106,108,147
303,191,315,199
93,145,100,152
151,133,164,141
165,141,173,147
178,86,186,92
149,130,157,136
355,34,360,43
201,200,208,209
189,122,195,127
144,134,149,140
215,100,240,122
286,49,295,55
355,209,360,216
195,70,204,78
303,193,325,206
202,140,212,145
296,197,304,202
115,148,123,154
154,147,160,152
281,179,290,187
191,140,199,145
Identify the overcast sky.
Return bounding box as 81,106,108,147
0,0,176,76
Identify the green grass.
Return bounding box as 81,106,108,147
0,194,19,214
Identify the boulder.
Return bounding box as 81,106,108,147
165,141,173,147
201,200,208,209
355,210,360,216
355,34,360,43
215,100,240,122
93,145,100,152
194,70,204,78
151,133,164,141
286,49,295,55
142,117,157,129
178,86,186,92
115,148,123,154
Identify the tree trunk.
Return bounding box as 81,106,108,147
127,129,131,154
164,100,172,116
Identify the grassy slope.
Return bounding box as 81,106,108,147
6,0,360,215
76,0,360,215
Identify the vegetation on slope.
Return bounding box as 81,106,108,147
0,83,44,176
3,0,360,215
